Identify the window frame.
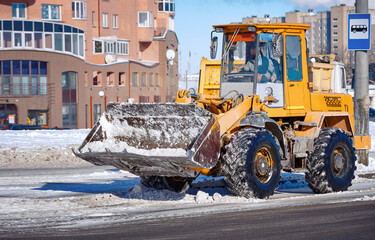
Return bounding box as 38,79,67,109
113,14,118,29
285,35,303,82
72,1,87,20
12,3,27,19
138,11,152,28
0,60,48,97
158,0,175,12
117,40,129,55
102,13,108,28
132,72,138,86
41,4,62,21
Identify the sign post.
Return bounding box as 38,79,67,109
348,0,370,166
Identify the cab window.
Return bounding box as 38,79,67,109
285,35,302,81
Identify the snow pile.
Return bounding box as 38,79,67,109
0,145,91,168
0,129,91,168
83,139,187,157
98,103,211,150
0,129,90,147
356,159,375,174
124,184,186,201
195,191,212,203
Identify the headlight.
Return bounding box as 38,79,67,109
265,87,273,96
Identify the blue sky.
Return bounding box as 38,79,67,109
174,0,359,75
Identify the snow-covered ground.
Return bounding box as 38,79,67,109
0,123,375,234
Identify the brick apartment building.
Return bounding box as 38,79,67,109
0,0,178,129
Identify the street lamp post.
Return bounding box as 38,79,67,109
99,91,104,115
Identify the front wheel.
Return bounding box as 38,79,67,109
305,128,356,193
222,129,281,199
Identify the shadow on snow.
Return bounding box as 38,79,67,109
33,171,310,200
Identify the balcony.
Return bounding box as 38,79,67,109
0,20,85,59
137,27,154,42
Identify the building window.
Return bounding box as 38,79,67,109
93,38,129,55
333,39,338,43
54,33,63,51
0,20,84,58
155,73,159,87
92,11,95,26
105,41,115,54
148,73,153,86
333,18,338,22
139,96,148,103
106,72,114,86
72,1,86,19
102,13,108,28
93,71,102,86
138,12,152,27
132,72,138,86
158,0,175,12
119,72,126,86
117,41,129,55
113,14,118,29
3,32,12,48
12,3,27,19
333,32,338,36
0,60,47,96
84,71,88,86
62,72,77,129
141,73,146,86
41,5,61,21
28,110,48,126
93,104,101,123
333,25,338,29
94,40,103,53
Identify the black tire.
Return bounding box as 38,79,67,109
305,128,356,194
222,129,281,199
140,176,193,193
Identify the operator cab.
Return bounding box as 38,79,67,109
211,26,285,108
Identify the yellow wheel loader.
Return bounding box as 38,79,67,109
74,23,371,199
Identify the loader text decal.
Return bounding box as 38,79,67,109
324,96,342,107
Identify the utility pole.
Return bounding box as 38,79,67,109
354,0,369,165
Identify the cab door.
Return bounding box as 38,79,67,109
284,35,307,114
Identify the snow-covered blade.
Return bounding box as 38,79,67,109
74,103,221,177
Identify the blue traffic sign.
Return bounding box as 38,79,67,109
348,13,371,50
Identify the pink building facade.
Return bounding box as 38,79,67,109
0,0,178,128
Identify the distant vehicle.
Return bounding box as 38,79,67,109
1,124,68,130
351,25,367,33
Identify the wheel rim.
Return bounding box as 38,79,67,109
254,147,273,183
331,146,347,178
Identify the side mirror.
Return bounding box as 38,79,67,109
210,36,218,59
272,34,283,58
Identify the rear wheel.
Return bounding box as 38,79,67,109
305,128,356,193
222,129,281,199
140,176,193,193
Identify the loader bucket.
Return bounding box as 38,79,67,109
73,102,220,177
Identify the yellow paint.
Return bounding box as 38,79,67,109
188,168,212,176
190,23,370,154
354,135,371,149
286,106,305,110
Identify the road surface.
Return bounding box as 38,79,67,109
0,166,375,239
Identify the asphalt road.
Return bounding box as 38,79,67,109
11,200,375,240
1,165,375,240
